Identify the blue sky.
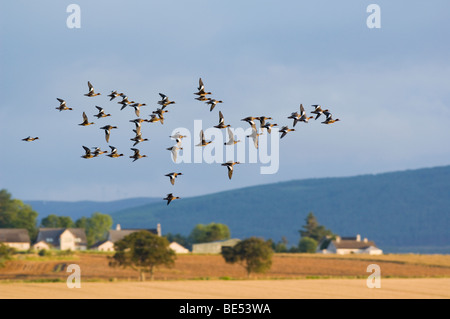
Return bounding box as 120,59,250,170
1,1,449,201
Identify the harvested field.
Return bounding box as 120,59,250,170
0,278,449,299
1,253,449,299
1,253,450,281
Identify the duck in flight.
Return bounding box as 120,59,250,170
206,98,223,112
196,129,212,147
247,127,262,149
163,193,180,205
279,126,295,139
108,90,123,101
81,146,95,159
92,147,107,157
165,172,183,185
130,103,146,117
55,98,72,111
224,127,240,145
130,148,147,162
158,93,175,109
79,112,95,126
94,106,111,119
130,129,149,146
100,125,118,143
194,78,212,97
262,122,278,134
241,116,258,131
214,111,230,129
221,161,241,180
22,136,39,142
107,146,124,158
167,145,183,162
84,81,101,97
321,114,340,124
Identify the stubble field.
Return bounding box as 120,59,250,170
0,253,449,298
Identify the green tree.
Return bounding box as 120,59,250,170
189,223,230,244
222,237,273,278
0,243,15,268
299,212,334,242
109,231,176,281
270,237,289,253
76,212,113,247
298,237,318,253
40,214,74,228
0,189,38,239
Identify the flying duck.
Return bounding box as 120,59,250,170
196,129,212,147
258,116,272,130
163,193,180,205
311,105,328,120
262,122,278,134
221,161,241,180
321,114,340,124
147,114,164,124
158,93,175,109
100,125,118,143
108,90,123,101
279,126,295,139
79,112,95,126
107,146,124,158
94,106,111,119
130,148,147,162
167,145,183,162
130,130,148,146
194,78,212,96
206,98,223,112
22,136,39,142
165,172,183,185
214,111,230,129
92,147,107,157
118,96,135,110
84,81,101,97
247,127,262,149
55,98,72,111
241,116,258,131
298,104,314,123
224,127,240,145
81,146,95,159
130,103,147,117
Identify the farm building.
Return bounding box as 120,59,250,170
0,228,31,251
317,234,383,255
192,238,240,254
34,228,87,251
169,242,190,254
91,223,161,251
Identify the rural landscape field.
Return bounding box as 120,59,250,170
1,252,449,299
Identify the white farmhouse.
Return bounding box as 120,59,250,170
317,234,383,255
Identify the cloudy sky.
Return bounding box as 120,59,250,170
1,1,449,201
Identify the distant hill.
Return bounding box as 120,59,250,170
25,197,160,222
108,165,450,254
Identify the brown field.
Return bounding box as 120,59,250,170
1,253,449,298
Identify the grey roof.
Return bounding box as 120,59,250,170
0,228,30,243
108,228,158,242
36,228,87,245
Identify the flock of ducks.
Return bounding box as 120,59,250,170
23,78,340,205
